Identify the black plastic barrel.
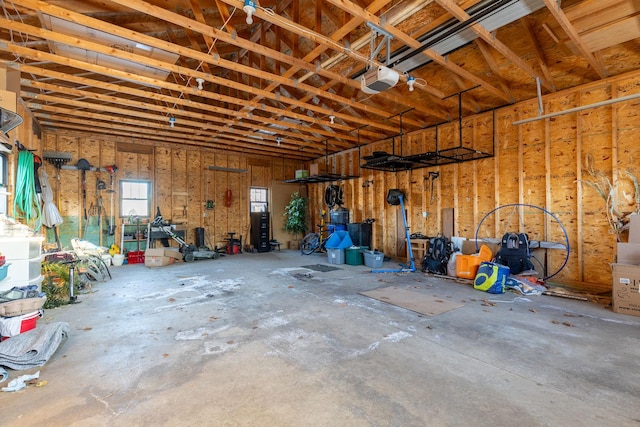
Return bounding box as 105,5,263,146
195,227,205,248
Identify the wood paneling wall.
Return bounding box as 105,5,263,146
307,69,640,289
38,134,299,250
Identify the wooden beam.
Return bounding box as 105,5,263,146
9,0,409,135
324,0,511,103
520,18,556,92
435,0,555,92
217,0,450,120
541,0,607,78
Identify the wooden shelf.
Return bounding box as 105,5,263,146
409,238,429,262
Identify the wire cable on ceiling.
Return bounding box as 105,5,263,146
168,7,237,116
259,6,371,66
2,0,30,65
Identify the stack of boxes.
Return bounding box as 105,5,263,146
613,215,640,317
144,248,183,267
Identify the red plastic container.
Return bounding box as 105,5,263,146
0,255,5,267
127,251,145,264
0,310,40,341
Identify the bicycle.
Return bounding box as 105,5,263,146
300,210,334,255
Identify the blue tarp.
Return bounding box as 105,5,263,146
325,230,353,249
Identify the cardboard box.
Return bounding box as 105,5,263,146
144,248,182,266
612,263,640,317
145,248,166,257
289,240,300,250
616,243,640,265
164,248,183,260
629,214,640,243
462,240,500,256
145,256,172,267
309,163,327,176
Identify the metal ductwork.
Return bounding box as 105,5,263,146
353,0,546,80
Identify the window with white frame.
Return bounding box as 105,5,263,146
250,187,268,212
119,179,151,218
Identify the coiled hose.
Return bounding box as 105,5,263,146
14,150,41,231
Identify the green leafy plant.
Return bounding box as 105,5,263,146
283,192,308,240
41,261,80,308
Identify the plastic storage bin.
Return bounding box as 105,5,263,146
456,244,493,279
2,255,43,283
327,248,345,265
0,237,43,260
324,231,353,249
345,246,368,266
127,251,145,264
0,310,41,341
364,251,384,268
0,263,9,281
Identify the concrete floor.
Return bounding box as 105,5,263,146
0,250,639,426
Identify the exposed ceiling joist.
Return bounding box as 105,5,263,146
0,0,636,158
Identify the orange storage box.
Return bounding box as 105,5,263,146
456,244,493,279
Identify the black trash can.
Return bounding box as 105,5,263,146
347,222,372,247
195,227,206,248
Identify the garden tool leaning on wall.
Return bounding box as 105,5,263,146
76,158,92,239
105,165,118,238
95,177,107,246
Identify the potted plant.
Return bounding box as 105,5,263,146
283,192,308,248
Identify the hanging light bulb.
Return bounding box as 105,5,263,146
243,0,256,25
169,117,176,128
329,115,335,124
196,78,204,90
407,75,416,92
276,137,281,147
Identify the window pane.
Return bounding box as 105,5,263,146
250,187,268,212
120,180,150,217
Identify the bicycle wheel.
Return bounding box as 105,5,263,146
300,233,319,255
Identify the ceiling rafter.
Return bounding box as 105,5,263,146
37,117,308,158
324,0,511,103
520,17,555,91
0,16,405,140
0,0,635,159
11,62,368,147
23,78,331,149
541,0,606,78
14,0,430,134
217,0,447,120
474,38,515,103
435,0,555,92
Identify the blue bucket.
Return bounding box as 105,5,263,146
327,224,346,234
